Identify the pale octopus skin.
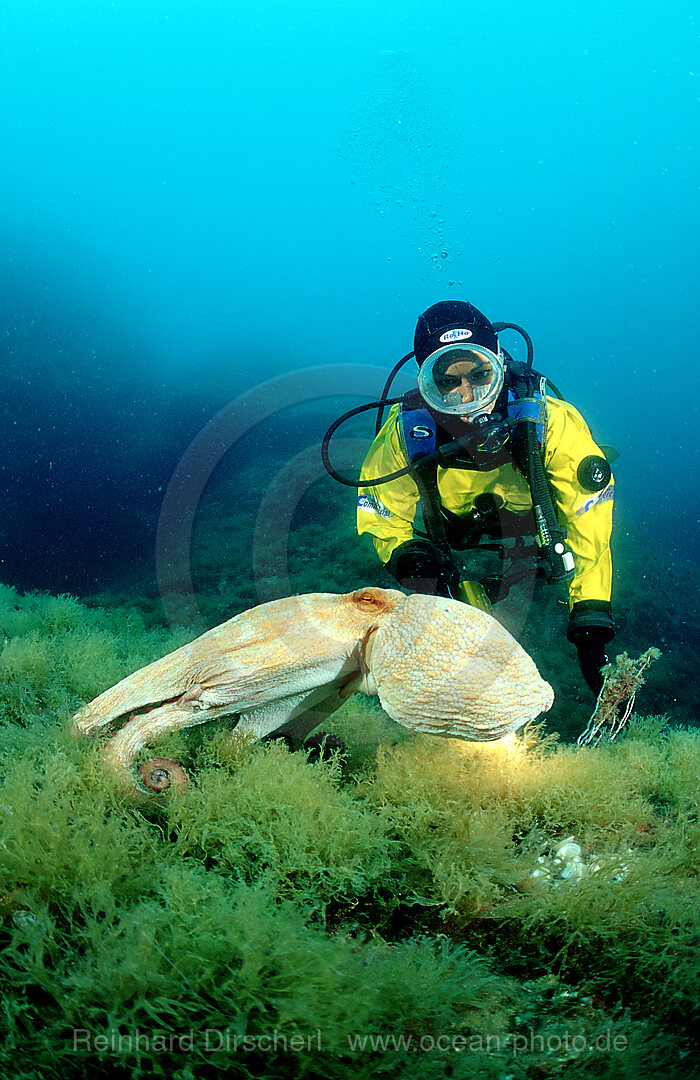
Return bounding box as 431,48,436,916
73,588,553,798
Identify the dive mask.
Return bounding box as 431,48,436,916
417,344,505,418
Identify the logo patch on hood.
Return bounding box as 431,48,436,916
439,328,473,343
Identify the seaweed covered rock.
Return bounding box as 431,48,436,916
0,587,696,1078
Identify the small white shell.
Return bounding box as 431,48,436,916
560,860,585,881
557,842,582,860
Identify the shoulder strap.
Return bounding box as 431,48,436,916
506,376,549,453
398,400,438,464
395,400,452,555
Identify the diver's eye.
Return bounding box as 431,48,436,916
435,376,460,393
469,368,491,384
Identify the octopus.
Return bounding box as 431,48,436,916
73,588,553,799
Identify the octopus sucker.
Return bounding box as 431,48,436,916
73,588,553,799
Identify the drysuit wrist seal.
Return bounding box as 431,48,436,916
567,601,615,644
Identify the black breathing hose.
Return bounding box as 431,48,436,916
519,419,574,584
375,351,415,436
320,395,416,487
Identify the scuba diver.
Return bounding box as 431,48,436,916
323,299,616,697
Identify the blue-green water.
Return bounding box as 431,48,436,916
0,0,697,721
0,9,698,1073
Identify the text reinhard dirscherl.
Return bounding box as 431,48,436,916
71,1027,629,1057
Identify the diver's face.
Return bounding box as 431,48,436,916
434,355,496,421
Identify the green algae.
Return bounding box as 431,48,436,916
0,584,697,1079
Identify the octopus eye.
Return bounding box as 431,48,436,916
351,588,388,612
353,590,378,606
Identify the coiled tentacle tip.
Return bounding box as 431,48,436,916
138,757,189,795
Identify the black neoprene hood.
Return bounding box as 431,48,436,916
414,300,498,365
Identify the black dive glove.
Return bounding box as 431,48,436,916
387,539,460,598
567,602,615,696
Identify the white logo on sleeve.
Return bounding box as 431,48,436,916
357,494,391,518
575,484,615,517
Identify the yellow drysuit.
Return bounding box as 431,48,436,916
357,396,613,611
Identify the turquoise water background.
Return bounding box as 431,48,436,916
0,1,697,663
